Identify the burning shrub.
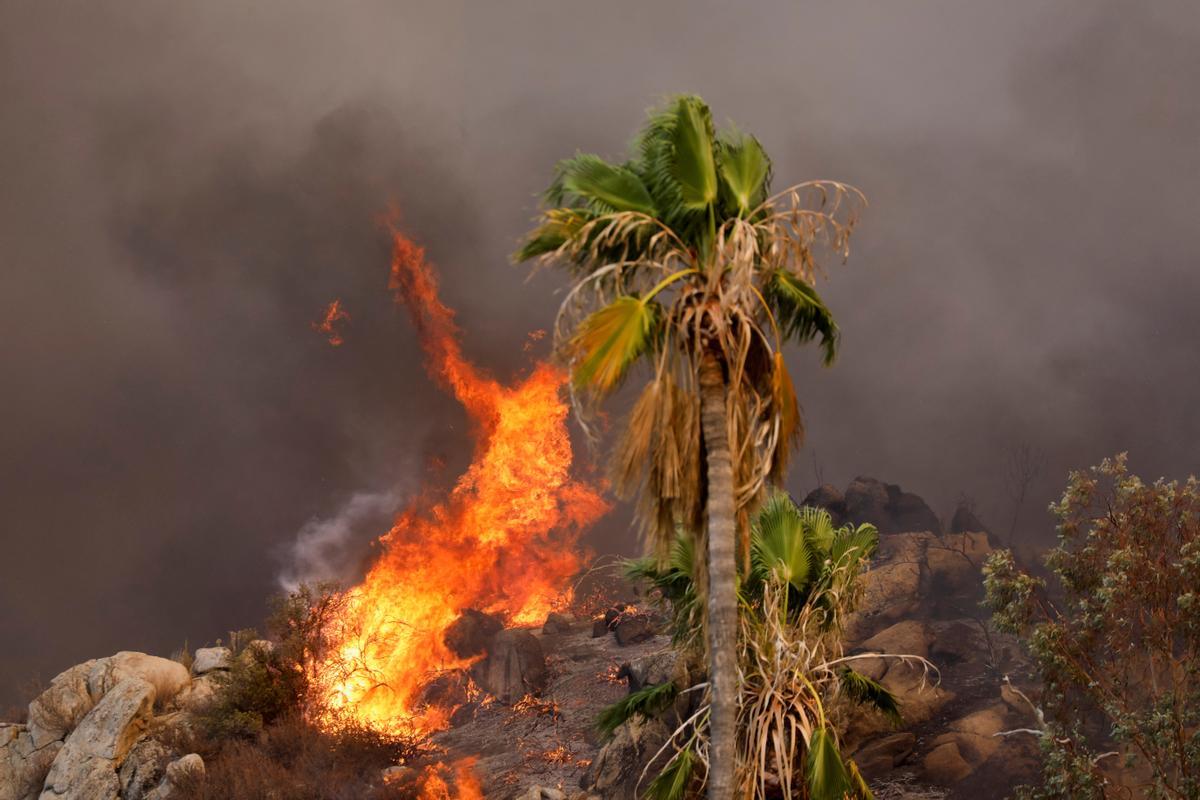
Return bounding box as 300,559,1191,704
607,494,909,799
173,583,434,799
984,454,1200,799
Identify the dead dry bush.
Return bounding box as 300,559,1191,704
170,712,422,800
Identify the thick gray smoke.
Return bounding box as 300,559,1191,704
2,0,1198,706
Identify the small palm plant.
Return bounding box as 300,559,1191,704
606,493,903,799
518,94,863,797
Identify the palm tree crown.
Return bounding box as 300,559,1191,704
518,94,862,558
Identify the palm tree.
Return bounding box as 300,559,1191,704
517,95,863,798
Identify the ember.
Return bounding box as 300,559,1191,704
312,298,350,346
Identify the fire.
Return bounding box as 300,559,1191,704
312,223,608,736
312,298,350,346
411,759,484,800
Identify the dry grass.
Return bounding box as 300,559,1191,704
167,713,425,800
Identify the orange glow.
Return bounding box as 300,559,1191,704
312,222,608,738
312,298,351,346
413,758,484,800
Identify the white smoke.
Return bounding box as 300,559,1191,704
278,491,399,593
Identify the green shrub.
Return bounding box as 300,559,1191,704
194,583,349,740
984,454,1200,799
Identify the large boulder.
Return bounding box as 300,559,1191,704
25,663,99,750
612,616,654,647
104,655,190,710
922,740,973,784
143,754,203,800
582,714,671,799
850,732,916,778
39,676,156,799
842,477,941,536
845,560,922,641
189,648,230,677
471,630,546,704
116,738,170,800
800,484,847,527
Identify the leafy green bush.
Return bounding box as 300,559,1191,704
984,454,1200,799
194,583,351,740
612,493,903,799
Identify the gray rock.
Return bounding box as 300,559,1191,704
923,740,973,784
26,663,98,749
618,651,680,692
852,732,915,778
189,648,231,676
103,655,190,709
1,724,61,800
583,715,670,798
117,738,170,800
163,754,203,785
843,477,941,536
613,616,654,647
39,677,155,799
172,675,218,715
143,754,203,800
590,618,609,638
471,630,546,704
800,484,847,527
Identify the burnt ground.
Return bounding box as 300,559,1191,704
428,620,669,799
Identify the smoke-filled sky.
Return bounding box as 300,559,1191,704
2,1,1198,705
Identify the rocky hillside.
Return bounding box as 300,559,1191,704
1,649,221,800
2,477,1045,800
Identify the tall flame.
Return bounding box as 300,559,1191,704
314,223,608,735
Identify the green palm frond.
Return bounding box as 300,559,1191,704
765,270,840,365
645,746,697,800
570,295,661,393
515,207,596,262
840,667,902,726
751,492,813,593
829,523,879,568
806,728,855,800
846,757,875,800
798,505,839,558
671,97,719,211
555,153,658,215
596,681,679,739
718,130,771,216
625,535,701,647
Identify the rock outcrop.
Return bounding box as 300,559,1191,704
1,653,200,800
803,476,942,536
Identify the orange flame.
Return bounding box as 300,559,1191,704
312,223,608,737
411,758,484,800
312,298,351,346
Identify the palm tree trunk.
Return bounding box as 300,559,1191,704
699,349,738,799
